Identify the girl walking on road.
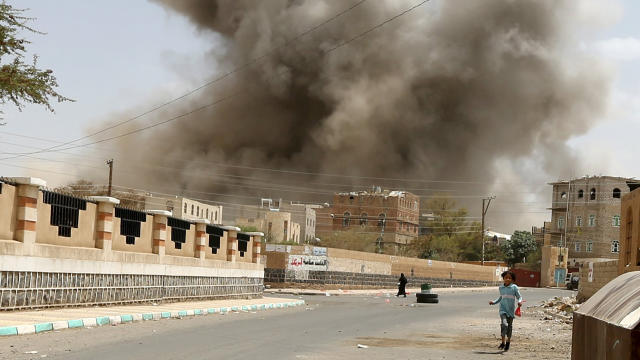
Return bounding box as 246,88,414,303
489,270,522,352
396,273,408,297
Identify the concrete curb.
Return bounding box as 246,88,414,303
265,287,501,296
0,300,305,337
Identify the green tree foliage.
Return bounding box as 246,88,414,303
318,228,380,253
500,230,537,267
239,226,259,233
0,3,72,121
409,196,482,261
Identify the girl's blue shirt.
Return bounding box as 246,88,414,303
492,283,522,317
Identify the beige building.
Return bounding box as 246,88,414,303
150,196,223,224
548,176,632,266
618,183,640,274
235,206,301,244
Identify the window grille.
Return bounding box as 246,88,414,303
168,217,191,249
115,207,146,245
42,190,87,237
206,225,224,254
238,232,250,257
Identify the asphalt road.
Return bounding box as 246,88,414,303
0,288,574,360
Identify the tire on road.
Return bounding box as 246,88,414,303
416,293,439,303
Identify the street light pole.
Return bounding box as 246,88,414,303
481,196,495,266
106,159,114,197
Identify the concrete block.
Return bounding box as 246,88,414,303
35,323,53,333
120,315,133,323
207,308,217,314
109,316,122,325
82,318,97,327
0,326,18,336
67,319,84,329
132,314,143,322
96,317,110,326
52,321,69,330
15,325,35,335
142,313,154,321
161,312,171,319
185,310,195,316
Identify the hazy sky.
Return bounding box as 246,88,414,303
0,0,639,232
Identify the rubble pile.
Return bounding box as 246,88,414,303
532,296,580,324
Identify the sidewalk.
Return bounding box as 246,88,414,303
265,286,502,296
0,296,304,336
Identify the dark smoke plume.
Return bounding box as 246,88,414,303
96,0,611,230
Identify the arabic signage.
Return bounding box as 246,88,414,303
288,255,328,271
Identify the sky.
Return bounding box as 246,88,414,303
0,0,639,232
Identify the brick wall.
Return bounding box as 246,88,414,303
577,260,619,302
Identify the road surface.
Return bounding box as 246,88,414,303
0,287,574,360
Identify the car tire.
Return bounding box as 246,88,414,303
416,293,439,303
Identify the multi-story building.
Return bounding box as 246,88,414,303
547,176,632,266
319,188,420,252
279,201,321,244
149,196,223,224
618,182,640,274
234,200,301,244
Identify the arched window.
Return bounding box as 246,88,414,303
184,203,187,214
191,204,194,215
206,209,209,218
197,206,200,217
378,213,386,230
578,190,584,198
590,188,596,200
360,213,368,226
343,212,351,227
613,188,621,199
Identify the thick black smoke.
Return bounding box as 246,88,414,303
98,0,610,230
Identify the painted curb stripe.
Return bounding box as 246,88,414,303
0,326,18,336
67,319,84,328
1,299,306,337
35,323,53,333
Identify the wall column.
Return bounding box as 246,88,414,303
149,210,171,257
194,220,210,260
13,177,46,245
252,233,263,264
88,196,120,252
224,226,241,263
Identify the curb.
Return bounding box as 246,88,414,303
0,300,305,337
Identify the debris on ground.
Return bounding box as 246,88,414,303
356,344,369,349
531,296,579,324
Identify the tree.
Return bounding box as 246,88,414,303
409,195,481,261
500,230,537,267
0,3,72,122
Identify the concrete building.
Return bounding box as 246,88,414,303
279,201,322,244
319,188,420,252
548,176,633,267
234,203,301,244
618,182,640,274
146,195,223,224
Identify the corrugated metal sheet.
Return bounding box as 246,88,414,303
576,271,640,330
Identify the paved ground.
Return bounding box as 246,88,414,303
0,287,575,360
265,286,498,296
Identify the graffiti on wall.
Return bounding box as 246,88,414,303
288,255,328,271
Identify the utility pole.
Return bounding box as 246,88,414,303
481,196,496,266
106,159,114,197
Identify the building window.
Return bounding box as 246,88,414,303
283,220,288,241
557,218,565,229
214,211,218,222
590,188,596,200
576,216,582,227
197,206,200,217
343,212,351,227
588,215,596,227
611,240,620,253
206,225,224,255
360,213,368,226
586,241,593,252
578,190,584,198
206,209,209,219
561,192,567,199
613,215,621,227
191,204,194,215
613,188,621,199
238,233,250,257
378,213,386,230
184,203,187,214
575,242,581,252
168,217,191,250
